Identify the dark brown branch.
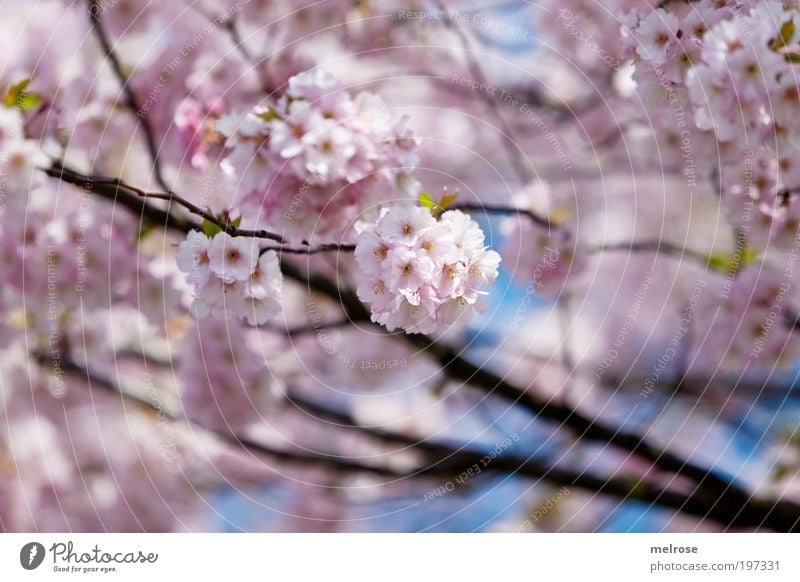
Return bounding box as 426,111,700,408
279,261,372,323
283,391,457,455
89,0,171,194
449,203,553,228
127,190,286,243
433,0,534,184
45,163,800,530
276,251,743,507
593,240,710,265
657,0,699,9
260,243,356,255
258,319,354,336
180,0,275,94
279,255,779,522
221,18,277,94
49,355,800,530
46,162,360,255
44,162,192,232
45,162,285,243
250,246,759,515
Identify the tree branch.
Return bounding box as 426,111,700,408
89,0,171,193
47,354,800,530
279,256,780,523
449,203,553,229
44,163,798,531
433,0,534,185
46,162,362,256
44,161,191,231
592,240,711,266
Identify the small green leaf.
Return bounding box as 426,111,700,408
255,106,280,121
418,191,434,210
3,78,42,111
550,205,574,226
707,253,734,273
785,52,800,63
709,255,730,272
202,219,221,238
137,224,154,241
230,215,242,228
15,92,42,110
706,246,759,274
773,19,796,51
741,245,759,265
421,190,459,218
772,464,791,482
628,479,648,499
3,78,30,107
438,192,458,212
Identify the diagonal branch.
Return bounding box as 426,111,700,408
44,162,797,530
46,162,359,255
45,162,281,243
592,240,711,266
47,354,800,530
449,203,553,229
281,257,779,520
433,0,534,185
89,0,171,194
277,252,745,504
44,162,191,231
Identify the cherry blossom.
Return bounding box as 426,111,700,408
355,205,500,335
2,0,800,537
216,69,420,243
177,231,282,325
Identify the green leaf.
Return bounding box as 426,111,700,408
628,480,648,499
773,19,796,51
707,253,734,273
137,224,154,241
3,78,42,111
706,246,759,273
438,192,458,212
785,52,800,63
550,205,574,226
202,219,221,238
254,106,280,121
418,191,434,210
420,190,459,218
230,215,242,228
3,78,30,107
741,245,759,265
772,464,791,483
15,92,42,110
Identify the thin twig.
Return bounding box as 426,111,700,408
450,202,553,228
48,355,800,530
434,0,534,184
592,240,710,265
89,0,171,194
44,162,191,231
45,163,798,530
46,162,361,254
260,243,356,255
258,319,353,336
46,161,285,243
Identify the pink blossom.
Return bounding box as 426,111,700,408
207,232,259,282
634,9,680,63
355,206,500,334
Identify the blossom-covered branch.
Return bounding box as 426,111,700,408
52,354,800,531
